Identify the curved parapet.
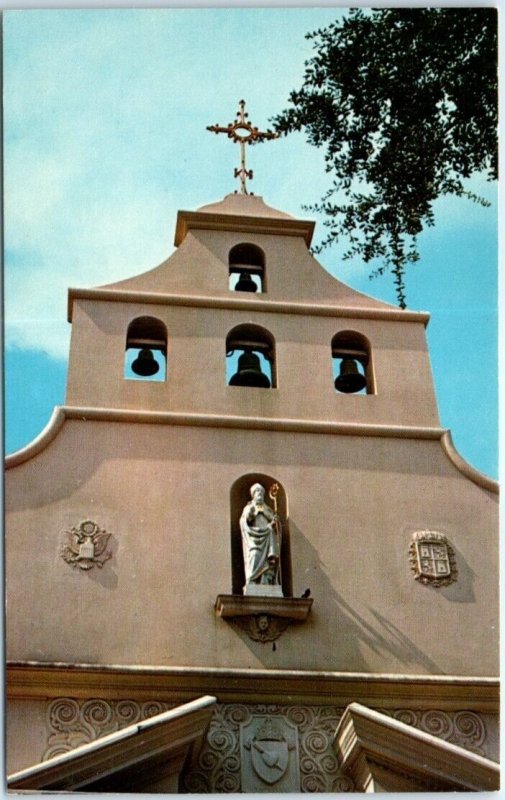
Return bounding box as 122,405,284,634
5,408,499,498
441,430,499,494
5,408,66,469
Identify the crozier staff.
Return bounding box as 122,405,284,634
240,483,281,590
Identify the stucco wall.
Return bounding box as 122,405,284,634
6,419,498,676
6,697,499,780
65,298,439,428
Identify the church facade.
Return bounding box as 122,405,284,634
6,186,499,791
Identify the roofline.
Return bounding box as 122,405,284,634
174,209,315,246
67,286,431,324
7,695,216,791
440,430,499,494
335,702,499,791
4,406,499,495
5,405,444,469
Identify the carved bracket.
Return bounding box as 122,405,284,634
215,595,313,643
234,615,290,642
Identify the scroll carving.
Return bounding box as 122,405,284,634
43,698,174,761
44,699,490,791
380,709,487,756
182,703,354,793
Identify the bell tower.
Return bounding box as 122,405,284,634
6,103,499,792
64,187,441,431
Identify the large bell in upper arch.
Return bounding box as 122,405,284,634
229,351,271,388
235,271,258,293
131,348,160,377
334,358,367,394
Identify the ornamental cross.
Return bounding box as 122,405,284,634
207,100,279,194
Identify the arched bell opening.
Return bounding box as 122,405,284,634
331,330,374,395
124,316,167,382
228,243,265,293
226,324,275,388
230,474,292,597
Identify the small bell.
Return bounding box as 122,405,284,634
334,358,367,394
229,351,271,388
235,271,258,293
131,348,159,377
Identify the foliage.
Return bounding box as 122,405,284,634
273,8,497,307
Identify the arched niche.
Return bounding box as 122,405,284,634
230,474,292,597
228,242,265,293
124,316,167,381
226,324,276,388
331,329,374,395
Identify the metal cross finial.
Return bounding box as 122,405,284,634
207,100,279,194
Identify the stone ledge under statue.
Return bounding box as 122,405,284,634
216,481,312,641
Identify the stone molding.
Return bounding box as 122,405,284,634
67,285,430,324
6,662,500,712
8,696,216,792
174,209,316,246
43,698,177,760
7,697,495,793
40,698,493,766
5,405,444,467
378,708,488,757
441,430,499,494
216,595,313,643
6,406,498,495
334,702,499,792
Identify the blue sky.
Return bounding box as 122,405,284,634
4,7,498,478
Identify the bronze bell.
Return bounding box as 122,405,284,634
235,271,257,292
334,358,367,393
229,351,271,388
131,348,159,377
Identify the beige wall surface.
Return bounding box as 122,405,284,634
102,228,393,310
7,700,47,773
66,298,439,428
6,419,498,676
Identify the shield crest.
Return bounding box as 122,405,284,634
416,540,450,578
410,530,457,587
241,715,299,792
251,738,289,784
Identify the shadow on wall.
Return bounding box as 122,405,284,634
7,424,474,516
228,520,444,674
439,543,476,604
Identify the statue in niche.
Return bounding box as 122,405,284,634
240,483,283,597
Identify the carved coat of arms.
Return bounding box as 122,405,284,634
240,716,299,792
60,520,112,570
409,530,457,587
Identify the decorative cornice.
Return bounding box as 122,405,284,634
67,286,430,325
174,209,315,247
7,695,216,792
6,407,497,496
5,405,446,468
5,406,66,467
6,662,499,712
441,430,499,494
334,703,500,792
